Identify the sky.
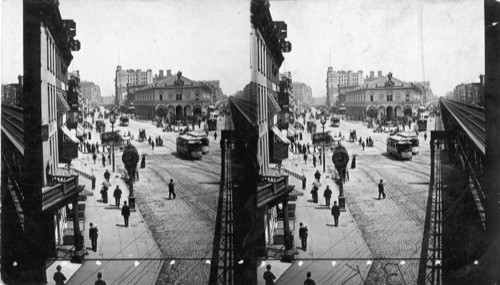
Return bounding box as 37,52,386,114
270,0,484,97
1,0,250,97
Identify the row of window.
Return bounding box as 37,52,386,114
46,31,66,82
137,92,201,102
257,84,268,122
256,34,277,83
47,83,57,123
346,93,411,102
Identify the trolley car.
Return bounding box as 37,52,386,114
176,135,203,159
187,132,210,154
331,116,340,127
119,116,129,127
396,132,419,154
387,135,412,160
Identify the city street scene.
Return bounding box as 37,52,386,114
1,0,500,284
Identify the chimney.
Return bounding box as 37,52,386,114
378,71,382,77
167,70,172,76
370,71,374,78
159,70,164,77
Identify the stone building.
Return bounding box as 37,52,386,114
115,66,152,105
132,71,212,121
343,73,422,120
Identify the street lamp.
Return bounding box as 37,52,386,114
320,114,326,173
109,111,116,172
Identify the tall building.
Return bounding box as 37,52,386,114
326,68,363,106
80,81,101,106
292,82,313,105
2,2,83,283
1,76,23,107
114,66,152,105
453,75,485,106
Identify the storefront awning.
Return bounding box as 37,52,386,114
61,125,80,144
76,123,85,137
267,92,281,114
56,92,70,114
287,125,296,138
271,126,290,144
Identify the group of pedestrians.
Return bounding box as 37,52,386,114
53,265,107,285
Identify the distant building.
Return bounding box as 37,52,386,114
80,81,101,106
326,68,363,106
115,66,153,105
133,71,212,120
292,82,313,105
453,75,484,106
100,96,115,105
1,76,23,107
312,97,327,106
343,73,422,120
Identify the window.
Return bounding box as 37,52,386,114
370,94,374,102
387,94,393,101
176,94,182,100
196,93,200,101
406,93,410,101
160,94,163,101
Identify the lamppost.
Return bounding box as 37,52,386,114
320,114,326,173
110,111,116,172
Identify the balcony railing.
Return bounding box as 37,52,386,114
42,174,80,211
257,174,291,208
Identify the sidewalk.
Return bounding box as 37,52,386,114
46,120,162,285
256,131,372,285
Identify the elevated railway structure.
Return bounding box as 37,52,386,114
419,98,490,284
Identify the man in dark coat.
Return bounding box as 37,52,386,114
302,175,307,190
378,179,386,200
323,186,332,207
102,154,106,167
93,152,97,164
263,264,276,285
140,155,146,168
298,222,308,251
168,179,176,199
314,170,321,182
311,186,319,203
331,201,340,227
104,169,110,182
303,153,308,164
89,222,98,251
113,186,122,207
100,186,108,203
312,155,317,168
121,201,130,227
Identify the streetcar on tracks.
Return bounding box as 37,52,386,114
119,116,129,127
387,135,412,160
176,135,203,159
187,131,210,154
330,115,340,127
396,132,419,154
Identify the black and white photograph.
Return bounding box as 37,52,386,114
1,0,499,284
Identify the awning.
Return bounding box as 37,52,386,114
60,125,80,144
76,123,85,137
56,92,70,114
287,125,296,138
267,92,281,114
271,126,290,144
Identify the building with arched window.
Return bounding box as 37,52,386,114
342,73,422,121
132,72,213,121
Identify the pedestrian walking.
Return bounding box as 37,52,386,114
312,155,317,168
168,179,176,199
214,131,217,141
53,265,67,285
121,201,130,227
151,141,155,150
299,132,303,140
299,222,308,251
314,170,321,182
303,153,308,164
100,186,108,203
304,272,316,285
378,179,386,200
141,154,146,168
95,272,107,285
302,175,307,190
89,223,98,252
362,141,365,150
319,151,322,165
351,155,356,169
92,175,96,190
263,264,276,285
424,132,427,141
96,142,100,153
331,201,340,227
113,186,122,207
104,169,110,182
311,186,318,203
323,186,332,207
313,145,316,153
307,142,310,153
92,143,96,154
102,153,106,167
93,152,97,164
